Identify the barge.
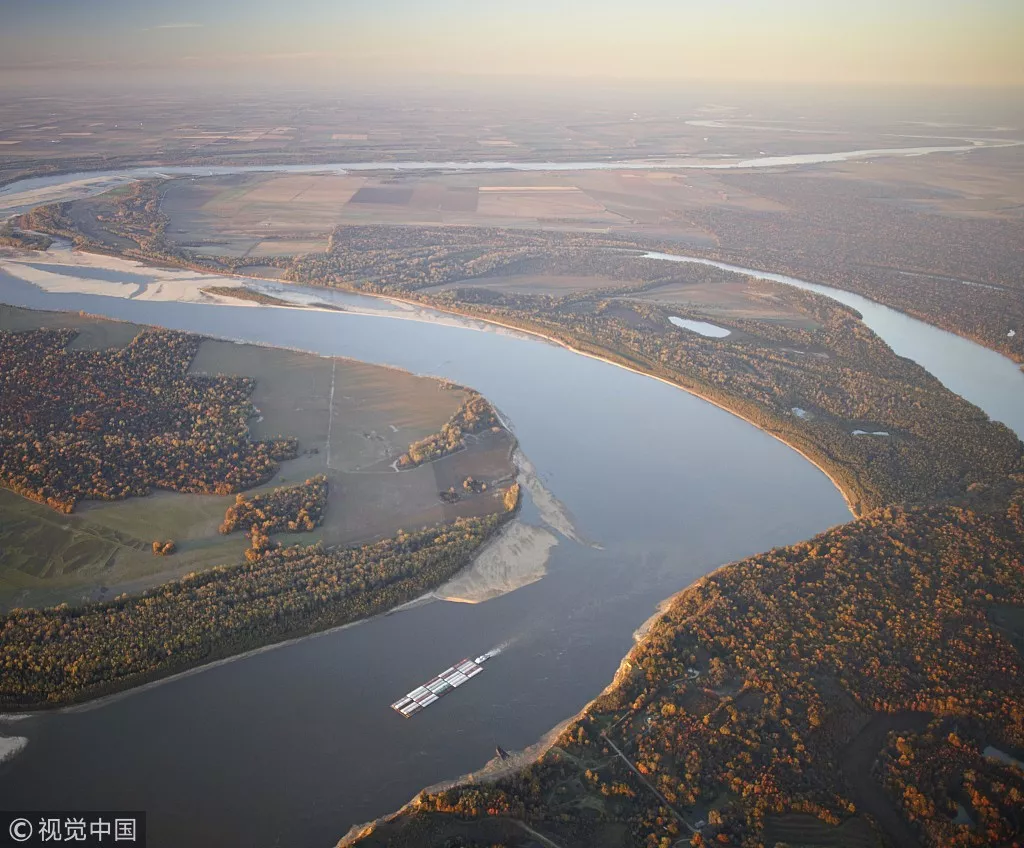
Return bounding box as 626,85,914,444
391,652,493,718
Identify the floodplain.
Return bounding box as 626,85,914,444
0,305,514,610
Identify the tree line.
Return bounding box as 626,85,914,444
220,474,329,560
398,393,501,469
353,493,1024,848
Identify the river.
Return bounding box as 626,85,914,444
0,269,854,846
0,138,1017,215
1,156,1021,847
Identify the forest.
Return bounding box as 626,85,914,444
398,393,501,469
220,474,329,559
0,326,296,513
682,171,1024,364
352,492,1024,848
0,511,512,708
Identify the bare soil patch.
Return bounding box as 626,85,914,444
625,277,821,328
349,186,415,205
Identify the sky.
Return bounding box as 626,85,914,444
1,0,1022,87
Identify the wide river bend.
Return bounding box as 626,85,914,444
0,273,853,847
1,157,1023,846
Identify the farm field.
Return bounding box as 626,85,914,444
156,172,633,256
159,172,358,257
43,166,779,270
0,307,515,610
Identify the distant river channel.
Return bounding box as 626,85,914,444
0,140,1016,215
0,269,851,847
640,252,1024,439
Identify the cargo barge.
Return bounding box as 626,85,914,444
391,652,494,717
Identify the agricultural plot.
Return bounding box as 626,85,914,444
152,169,803,258
157,172,633,247
160,173,360,257
423,273,630,297
475,185,614,221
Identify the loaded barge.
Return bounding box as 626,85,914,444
391,652,494,718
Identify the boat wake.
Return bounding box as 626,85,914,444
480,640,512,660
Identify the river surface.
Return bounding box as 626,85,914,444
0,269,853,847
1,156,1022,847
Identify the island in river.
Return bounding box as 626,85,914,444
0,304,521,708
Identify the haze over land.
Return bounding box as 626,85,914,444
2,0,1023,87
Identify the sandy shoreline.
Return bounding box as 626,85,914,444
434,519,558,604
0,242,548,345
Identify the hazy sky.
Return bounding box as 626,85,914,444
2,0,1022,86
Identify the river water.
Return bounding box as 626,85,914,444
1,156,1022,846
0,270,851,847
